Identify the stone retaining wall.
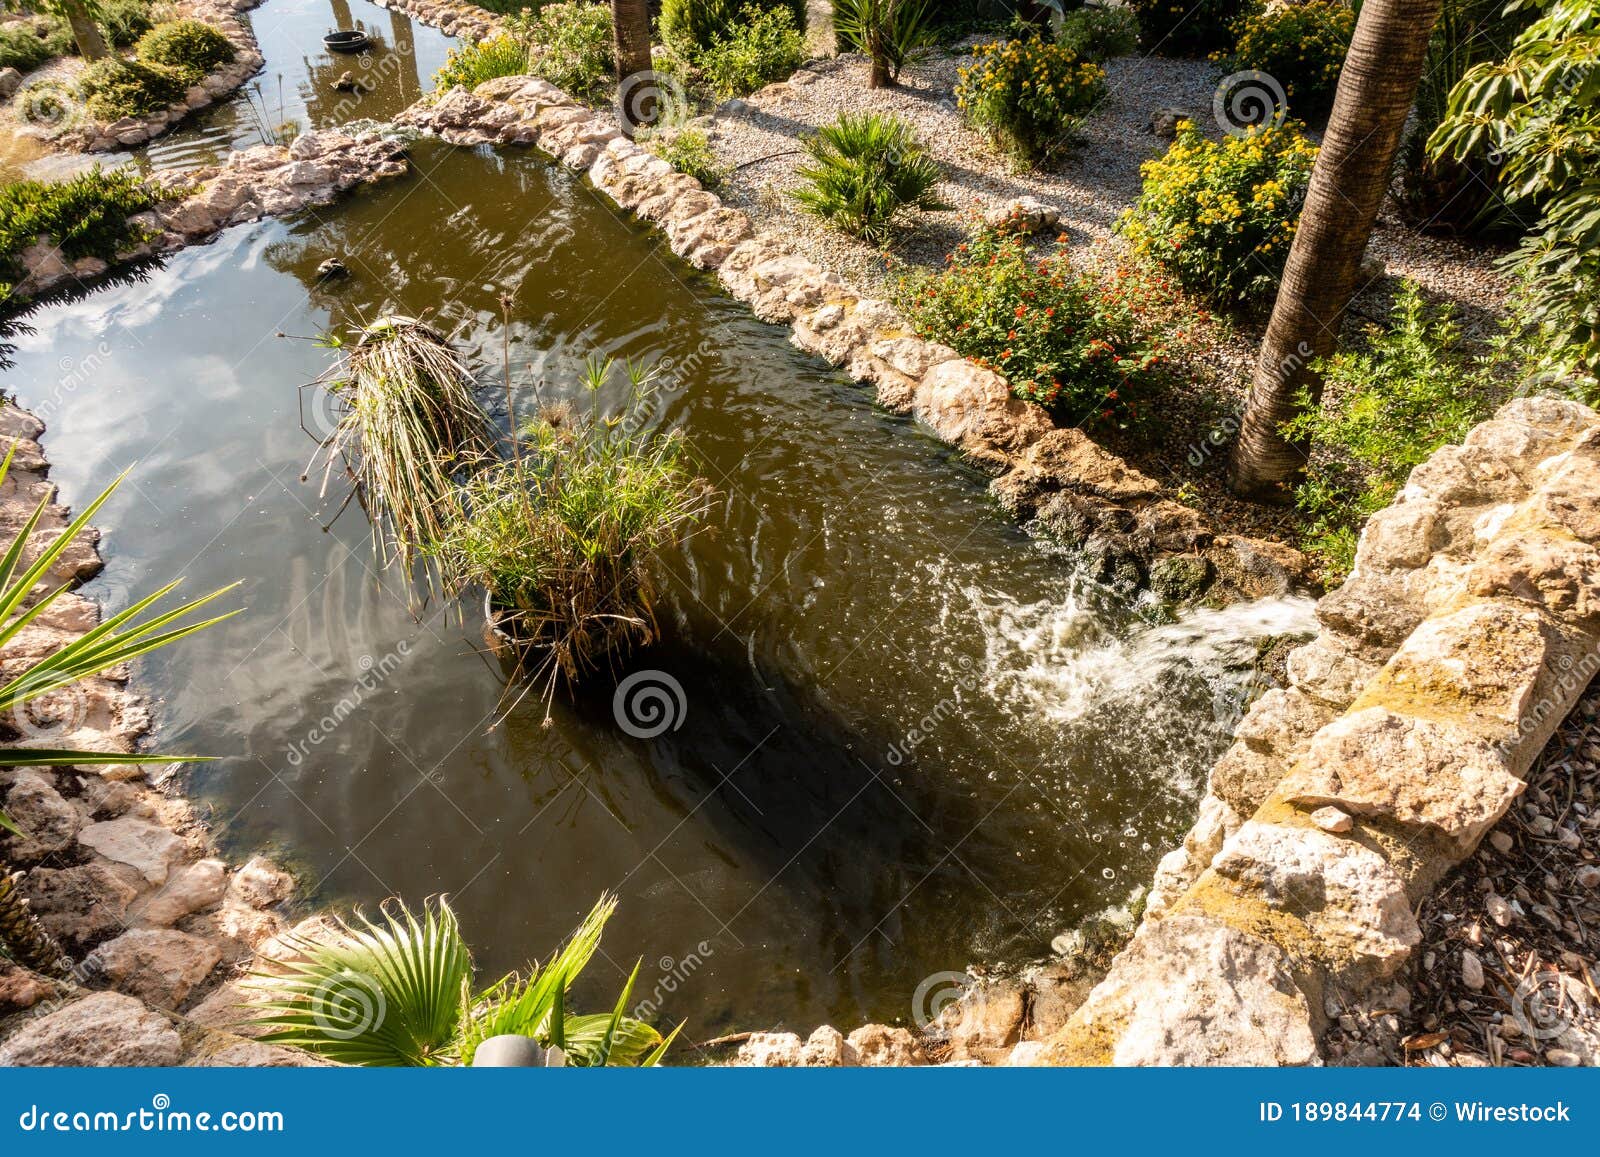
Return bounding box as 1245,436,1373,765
1035,395,1600,1065
0,404,319,1065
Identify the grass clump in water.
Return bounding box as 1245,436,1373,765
425,357,711,702
308,317,492,577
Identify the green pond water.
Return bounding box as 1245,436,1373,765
2,0,1314,1042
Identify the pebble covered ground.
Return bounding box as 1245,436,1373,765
699,45,1514,545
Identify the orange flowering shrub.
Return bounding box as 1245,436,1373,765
897,225,1165,429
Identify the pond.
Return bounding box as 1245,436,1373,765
2,0,1314,1041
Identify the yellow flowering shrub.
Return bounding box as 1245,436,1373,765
1216,1,1355,122
1119,120,1317,308
955,33,1105,168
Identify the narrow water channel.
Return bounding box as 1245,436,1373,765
3,0,1314,1038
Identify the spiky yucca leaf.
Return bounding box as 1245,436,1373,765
0,447,238,840
244,898,474,1067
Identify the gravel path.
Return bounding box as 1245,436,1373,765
700,44,1513,545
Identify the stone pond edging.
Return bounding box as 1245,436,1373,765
17,0,267,156
0,403,324,1066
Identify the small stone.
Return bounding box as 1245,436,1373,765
1311,806,1353,834
1485,892,1514,927
316,257,348,279
1489,831,1514,855
1545,1048,1581,1067
1575,865,1600,889
845,1024,926,1066
800,1024,857,1066
1460,949,1484,991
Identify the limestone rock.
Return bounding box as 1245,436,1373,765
800,1024,858,1066
0,770,81,861
83,927,221,1009
0,991,182,1066
131,858,227,926
1207,820,1421,980
845,1023,926,1066
230,855,294,908
20,861,140,953
1042,916,1317,1066
1279,707,1524,850
78,815,187,884
936,977,1025,1060
983,195,1061,236
733,1031,804,1066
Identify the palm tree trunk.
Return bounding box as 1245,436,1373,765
1227,0,1443,502
611,0,655,136
62,0,109,62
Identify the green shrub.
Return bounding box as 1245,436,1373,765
1215,1,1354,124
898,226,1164,427
649,126,729,188
698,4,805,97
1119,120,1317,308
832,0,935,85
956,33,1105,167
0,21,70,72
792,111,948,243
508,1,613,100
134,19,235,85
101,0,157,48
660,0,806,53
1284,284,1503,580
0,167,155,299
1129,0,1256,56
76,56,187,121
1057,4,1139,62
433,33,529,91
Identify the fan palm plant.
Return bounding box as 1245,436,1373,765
244,893,678,1066
833,0,934,88
792,111,949,243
